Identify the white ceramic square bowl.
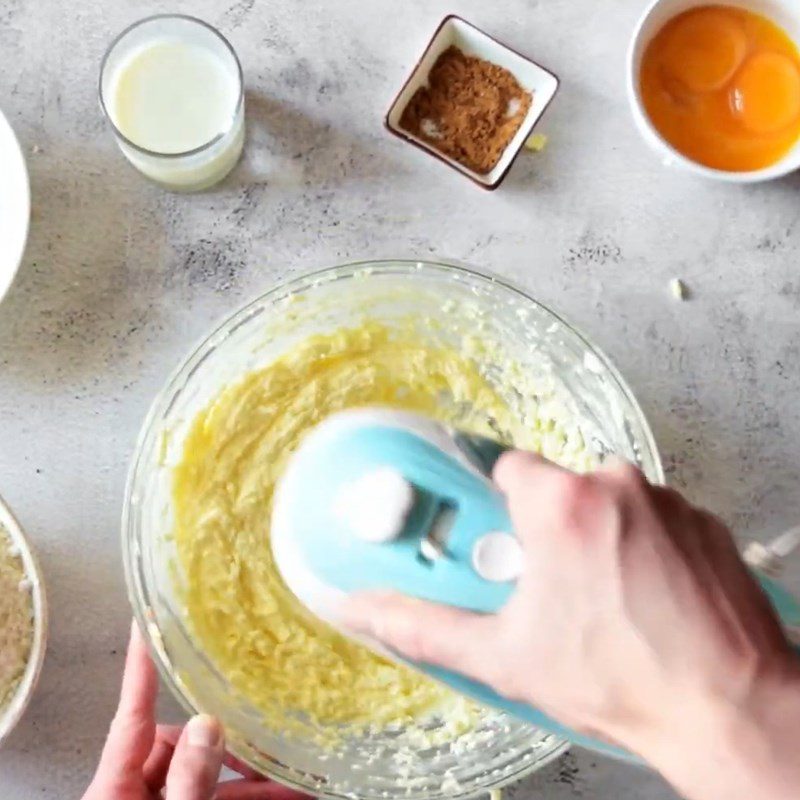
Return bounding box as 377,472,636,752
0,109,30,306
386,15,559,189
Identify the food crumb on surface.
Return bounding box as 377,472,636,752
583,351,604,374
669,277,689,300
524,133,548,152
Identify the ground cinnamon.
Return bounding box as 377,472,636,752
400,46,532,174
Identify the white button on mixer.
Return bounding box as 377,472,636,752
472,532,523,582
333,467,414,544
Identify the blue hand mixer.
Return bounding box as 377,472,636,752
271,407,800,759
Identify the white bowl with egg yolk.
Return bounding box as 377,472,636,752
627,0,800,182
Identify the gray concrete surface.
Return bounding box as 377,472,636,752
1,0,799,796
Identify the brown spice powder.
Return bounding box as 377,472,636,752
400,46,532,175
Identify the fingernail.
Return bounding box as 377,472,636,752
187,714,222,747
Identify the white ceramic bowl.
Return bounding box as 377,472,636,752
627,0,800,182
0,109,30,304
386,16,559,189
0,495,47,746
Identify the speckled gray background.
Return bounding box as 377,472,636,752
1,0,799,797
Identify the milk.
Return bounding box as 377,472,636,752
100,16,244,191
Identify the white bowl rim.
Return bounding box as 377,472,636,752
0,494,48,747
626,0,800,183
0,108,31,304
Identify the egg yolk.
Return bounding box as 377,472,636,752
660,8,746,93
640,5,800,171
732,52,800,134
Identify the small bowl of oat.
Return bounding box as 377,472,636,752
386,15,559,189
0,495,47,746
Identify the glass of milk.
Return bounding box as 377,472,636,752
100,15,244,192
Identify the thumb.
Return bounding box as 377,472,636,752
493,450,564,497
342,591,500,681
165,715,224,800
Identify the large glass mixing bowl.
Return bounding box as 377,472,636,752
123,260,663,800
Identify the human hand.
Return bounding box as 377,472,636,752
344,452,800,800
82,622,309,800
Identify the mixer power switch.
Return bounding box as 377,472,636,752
472,532,523,582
